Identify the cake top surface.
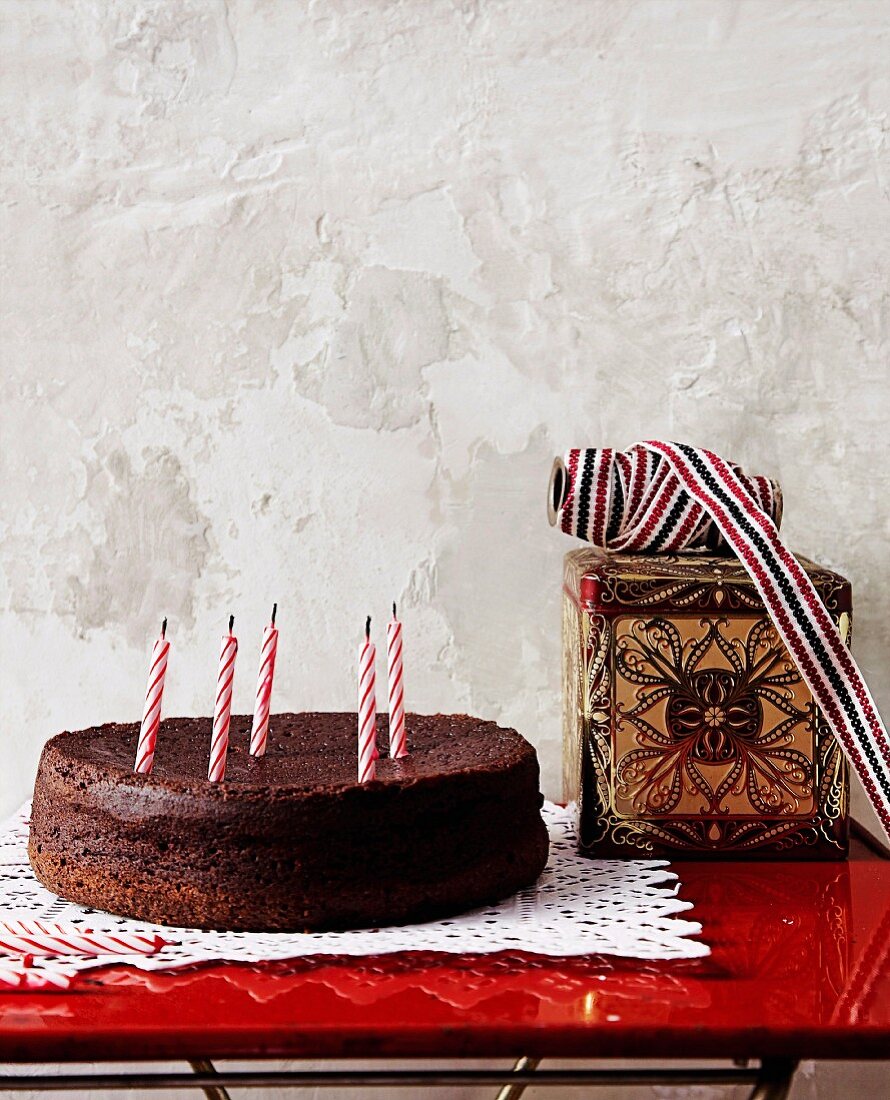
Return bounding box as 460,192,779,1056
41,712,536,795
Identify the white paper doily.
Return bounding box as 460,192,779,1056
0,801,708,980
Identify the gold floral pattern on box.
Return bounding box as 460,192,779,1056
613,617,813,820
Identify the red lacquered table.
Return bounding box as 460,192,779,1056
0,826,887,1098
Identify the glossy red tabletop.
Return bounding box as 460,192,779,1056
1,831,888,1064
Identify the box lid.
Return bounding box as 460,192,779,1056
564,548,851,616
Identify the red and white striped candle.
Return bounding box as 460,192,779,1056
208,615,238,782
387,602,408,759
134,619,170,775
357,616,377,783
0,920,166,956
0,963,73,990
249,603,279,757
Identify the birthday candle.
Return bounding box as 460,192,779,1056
358,616,377,783
249,603,279,757
0,964,73,991
134,619,170,775
0,920,166,956
387,603,408,759
208,615,238,782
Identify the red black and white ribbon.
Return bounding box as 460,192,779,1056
554,442,890,842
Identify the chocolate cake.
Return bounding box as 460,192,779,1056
29,713,549,932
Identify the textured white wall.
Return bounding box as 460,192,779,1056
1,1,889,1095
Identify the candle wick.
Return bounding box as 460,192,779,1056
161,617,167,639
392,601,397,620
228,614,235,634
365,615,372,639
271,602,277,626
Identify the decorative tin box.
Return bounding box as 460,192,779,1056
563,549,851,859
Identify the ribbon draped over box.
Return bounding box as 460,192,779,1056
550,441,890,844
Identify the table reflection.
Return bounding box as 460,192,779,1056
49,843,890,1036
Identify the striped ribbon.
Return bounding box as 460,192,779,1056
553,442,890,843
134,636,169,775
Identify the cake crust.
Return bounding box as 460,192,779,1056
29,712,549,932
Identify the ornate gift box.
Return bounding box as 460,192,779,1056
563,549,851,860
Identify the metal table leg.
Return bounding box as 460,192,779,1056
188,1059,231,1100
748,1057,797,1100
494,1055,541,1100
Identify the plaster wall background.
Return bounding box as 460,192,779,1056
2,2,889,1097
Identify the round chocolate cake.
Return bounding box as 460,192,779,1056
29,713,549,932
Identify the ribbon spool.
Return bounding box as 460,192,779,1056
549,441,890,842
548,447,782,552
547,457,568,527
